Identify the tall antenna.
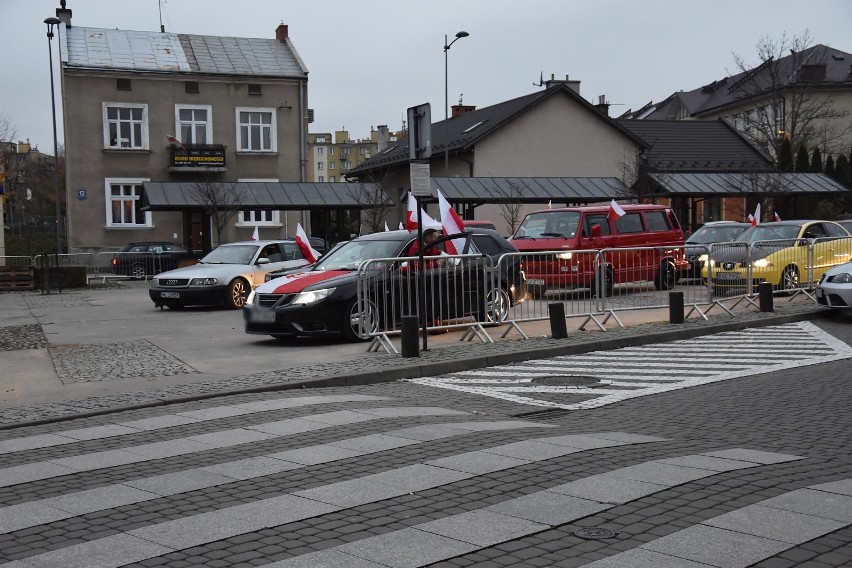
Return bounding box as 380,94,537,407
158,0,165,32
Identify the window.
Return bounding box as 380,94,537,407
330,176,336,182
185,81,199,94
318,176,324,182
614,213,644,234
328,147,335,155
359,147,368,155
105,179,151,227
103,103,148,149
315,136,327,143
316,147,324,155
176,105,211,145
317,162,324,170
248,84,262,96
329,162,335,170
341,161,351,170
237,179,280,226
116,78,131,90
644,211,671,231
236,108,276,152
583,214,611,236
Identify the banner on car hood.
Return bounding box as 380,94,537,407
261,270,350,294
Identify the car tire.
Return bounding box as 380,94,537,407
129,263,147,279
341,298,378,342
778,265,800,293
481,287,510,324
654,260,677,291
226,278,250,309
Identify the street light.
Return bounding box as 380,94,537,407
443,30,468,177
45,16,63,255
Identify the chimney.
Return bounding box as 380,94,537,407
594,95,610,117
276,24,288,42
451,104,476,118
377,125,390,152
545,74,581,94
56,0,72,27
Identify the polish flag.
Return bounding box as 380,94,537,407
753,203,761,226
774,211,781,222
398,222,404,230
747,214,756,226
547,200,552,209
166,135,186,152
438,189,466,255
607,199,626,221
295,223,320,263
250,226,259,241
384,221,390,232
405,192,441,230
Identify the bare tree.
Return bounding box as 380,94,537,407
187,169,244,246
729,31,851,158
618,151,669,202
492,180,526,235
346,171,394,234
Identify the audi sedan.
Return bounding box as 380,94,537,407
816,260,852,309
149,240,309,309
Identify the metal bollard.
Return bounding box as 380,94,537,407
401,315,420,357
669,291,684,324
548,303,568,339
759,282,774,312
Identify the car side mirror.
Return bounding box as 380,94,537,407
257,258,270,265
591,224,602,238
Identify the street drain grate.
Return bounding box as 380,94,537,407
574,527,619,540
531,375,602,387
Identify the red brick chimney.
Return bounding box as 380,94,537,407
451,104,476,118
276,24,289,42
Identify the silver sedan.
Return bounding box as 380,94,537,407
816,260,852,310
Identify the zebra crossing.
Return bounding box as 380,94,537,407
406,321,852,410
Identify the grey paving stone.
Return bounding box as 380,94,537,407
701,448,804,464
300,410,387,425
335,527,479,568
22,533,174,568
547,474,669,504
366,464,472,491
122,438,218,459
292,478,410,508
424,450,531,474
223,494,340,527
199,456,302,480
385,424,471,441
480,440,582,460
60,424,143,441
0,462,79,488
809,479,852,496
446,420,554,431
172,406,253,420
583,432,668,444
582,548,716,567
119,415,202,430
127,509,261,550
486,490,610,525
267,444,365,465
261,549,387,567
702,504,846,544
531,433,633,450
0,433,78,454
123,469,239,496
0,501,74,534
640,524,794,568
416,509,548,546
0,561,41,568
184,428,276,448
48,448,146,471
758,488,852,522
657,455,758,472
244,418,332,436
42,484,160,515
606,461,725,486
352,406,468,418
326,434,419,453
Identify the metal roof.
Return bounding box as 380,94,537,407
64,26,307,78
649,172,849,195
141,182,388,211
429,177,628,203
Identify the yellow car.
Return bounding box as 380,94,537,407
702,220,852,292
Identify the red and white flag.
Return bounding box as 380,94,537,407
384,221,390,232
774,211,781,222
547,200,552,209
295,223,320,263
753,203,761,226
250,226,259,241
405,192,441,230
438,189,466,255
747,214,756,226
166,135,185,152
607,199,626,221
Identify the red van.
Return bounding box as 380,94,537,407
509,204,687,297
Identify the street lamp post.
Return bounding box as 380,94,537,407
45,16,63,255
443,31,468,177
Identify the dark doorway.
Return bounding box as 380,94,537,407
310,208,361,245
184,210,210,253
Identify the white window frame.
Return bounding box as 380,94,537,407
175,104,212,145
317,162,324,170
329,162,336,170
104,178,151,227
235,107,276,152
328,147,335,155
102,102,149,149
318,176,324,182
237,179,280,226
316,147,324,155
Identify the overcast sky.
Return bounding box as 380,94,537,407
2,0,850,154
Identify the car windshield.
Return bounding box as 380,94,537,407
687,225,747,244
513,211,581,238
200,244,258,264
736,225,801,244
314,239,403,271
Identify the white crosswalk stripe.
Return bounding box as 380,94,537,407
406,322,852,410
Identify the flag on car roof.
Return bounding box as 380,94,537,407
438,189,466,255
775,211,781,222
295,223,320,263
405,192,441,230
607,199,626,221
747,213,756,226
753,203,761,226
384,221,390,231
547,200,552,209
251,226,259,241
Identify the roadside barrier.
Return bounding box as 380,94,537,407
0,255,34,267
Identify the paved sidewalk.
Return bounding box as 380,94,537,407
0,281,828,427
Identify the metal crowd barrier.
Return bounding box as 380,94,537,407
0,256,35,267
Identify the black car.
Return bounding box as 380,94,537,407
112,242,192,278
244,228,526,341
682,221,750,278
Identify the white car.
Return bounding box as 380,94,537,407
149,240,309,309
816,260,852,310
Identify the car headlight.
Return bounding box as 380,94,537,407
832,273,852,284
697,254,708,264
190,277,219,286
292,287,335,305
246,290,256,305
556,252,572,260
752,259,772,268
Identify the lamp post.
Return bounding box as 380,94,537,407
45,16,63,255
443,31,468,177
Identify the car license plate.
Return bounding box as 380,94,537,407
250,309,276,323
160,291,180,299
527,279,545,286
715,272,739,280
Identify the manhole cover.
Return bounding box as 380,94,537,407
531,375,600,387
574,528,618,540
